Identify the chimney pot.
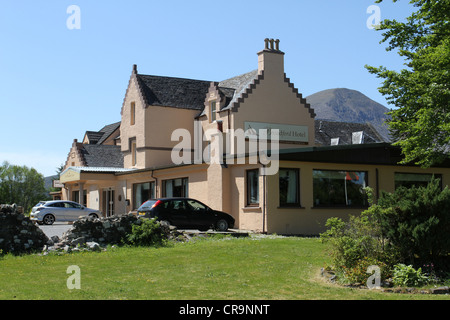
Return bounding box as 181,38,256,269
257,38,285,75
269,39,275,50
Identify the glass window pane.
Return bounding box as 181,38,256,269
279,168,299,206
211,101,216,122
247,169,259,205
162,178,188,198
313,170,368,207
394,173,441,190
133,182,156,210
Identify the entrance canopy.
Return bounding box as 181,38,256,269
60,167,136,183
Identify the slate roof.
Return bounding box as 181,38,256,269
315,120,386,146
136,74,211,110
84,131,104,144
97,122,120,145
196,70,259,117
218,70,259,111
80,145,124,168
84,122,120,145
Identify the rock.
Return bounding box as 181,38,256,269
87,241,100,251
71,236,86,246
430,286,449,295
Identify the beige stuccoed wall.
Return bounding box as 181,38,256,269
228,164,265,232
64,141,85,170
120,75,201,169
230,75,315,150
121,75,146,168
144,106,199,168
264,161,450,235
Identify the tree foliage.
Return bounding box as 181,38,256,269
0,161,47,213
366,0,450,167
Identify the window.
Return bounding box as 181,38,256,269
162,178,189,197
133,182,155,210
246,169,259,206
131,140,137,166
313,170,368,207
65,202,81,209
279,168,300,207
210,101,216,122
130,102,136,126
48,202,64,208
186,199,207,211
394,173,442,190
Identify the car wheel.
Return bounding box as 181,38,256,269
215,219,228,231
89,213,98,219
43,214,55,225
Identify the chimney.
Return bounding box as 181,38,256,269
257,38,285,76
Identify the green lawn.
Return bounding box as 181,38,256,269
0,236,448,300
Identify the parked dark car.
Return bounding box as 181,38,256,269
137,198,235,231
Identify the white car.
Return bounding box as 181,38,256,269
30,200,101,225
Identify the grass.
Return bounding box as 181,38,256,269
0,236,449,300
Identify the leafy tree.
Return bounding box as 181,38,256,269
366,0,450,167
0,161,47,213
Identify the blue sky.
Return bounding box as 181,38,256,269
0,0,415,177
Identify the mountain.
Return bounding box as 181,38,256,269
306,88,391,141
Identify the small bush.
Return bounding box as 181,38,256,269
320,212,393,272
343,257,390,285
125,218,167,247
392,264,430,287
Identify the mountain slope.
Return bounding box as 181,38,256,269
306,88,391,141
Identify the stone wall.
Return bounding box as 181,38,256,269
56,214,142,249
0,204,49,254
46,214,184,253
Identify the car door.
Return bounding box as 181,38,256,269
165,199,190,228
64,202,83,220
46,202,64,220
186,199,214,228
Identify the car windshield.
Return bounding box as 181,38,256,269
138,200,158,210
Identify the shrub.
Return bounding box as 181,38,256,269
343,257,390,285
392,264,430,287
125,218,167,247
320,209,393,273
367,177,450,268
321,177,450,285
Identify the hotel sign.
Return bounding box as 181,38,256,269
244,121,309,143
60,169,81,183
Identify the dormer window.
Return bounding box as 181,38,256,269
210,101,216,122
